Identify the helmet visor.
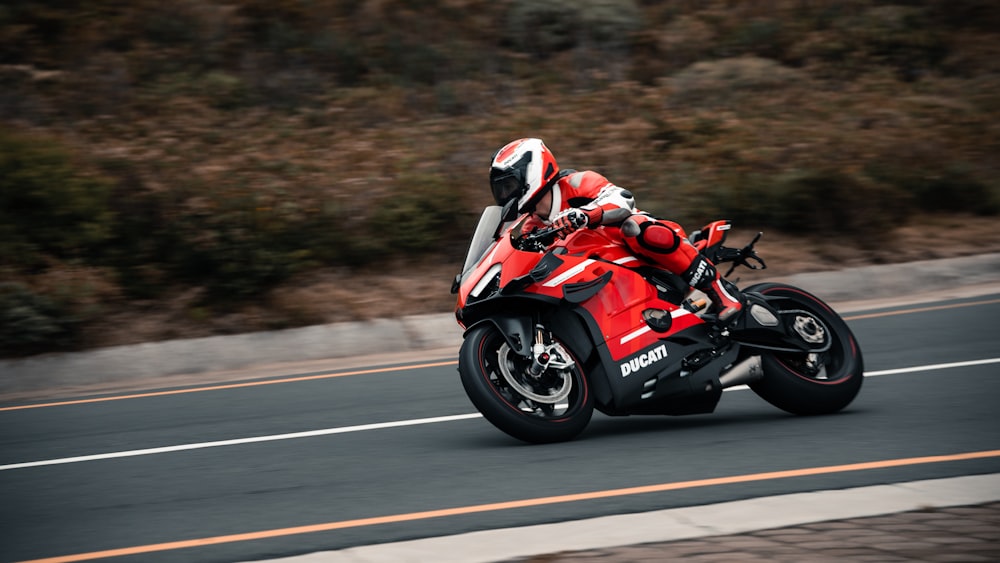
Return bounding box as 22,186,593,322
490,172,522,206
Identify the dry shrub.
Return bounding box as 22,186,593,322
667,57,803,103
506,0,641,59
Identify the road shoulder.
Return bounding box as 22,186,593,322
245,473,1000,563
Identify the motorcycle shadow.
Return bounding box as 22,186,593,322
451,409,867,448
582,411,788,439
451,413,791,448
581,406,867,442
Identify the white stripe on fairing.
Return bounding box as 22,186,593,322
620,325,652,345
619,309,692,345
543,259,595,287
613,256,640,265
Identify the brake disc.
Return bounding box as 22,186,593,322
496,343,572,404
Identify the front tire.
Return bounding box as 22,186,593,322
459,324,593,443
745,283,864,415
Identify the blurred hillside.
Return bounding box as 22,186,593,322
2,0,1000,356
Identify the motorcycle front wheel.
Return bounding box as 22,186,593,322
746,283,864,415
459,324,593,444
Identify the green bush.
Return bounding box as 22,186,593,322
0,130,115,268
375,37,450,86
929,0,1000,32
506,0,579,58
722,18,793,61
814,5,949,80
506,0,640,58
718,169,910,239
169,192,315,300
367,173,469,255
198,72,252,109
0,282,80,356
667,57,802,103
575,0,642,49
866,160,999,216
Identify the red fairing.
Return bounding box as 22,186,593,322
548,227,702,360
694,219,732,252
456,218,705,361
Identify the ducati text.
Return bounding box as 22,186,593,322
620,344,669,377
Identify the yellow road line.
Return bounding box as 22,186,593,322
0,361,457,412
20,449,1000,563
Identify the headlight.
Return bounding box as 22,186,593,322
469,264,502,302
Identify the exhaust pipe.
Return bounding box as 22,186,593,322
718,355,764,389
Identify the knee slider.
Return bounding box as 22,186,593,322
632,222,681,254
643,223,681,252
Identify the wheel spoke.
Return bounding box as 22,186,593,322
480,339,581,420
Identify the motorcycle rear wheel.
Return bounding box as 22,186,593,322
459,324,593,443
746,283,864,415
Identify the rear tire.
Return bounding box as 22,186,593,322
745,283,864,415
459,324,593,443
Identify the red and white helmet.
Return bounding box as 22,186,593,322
489,138,560,213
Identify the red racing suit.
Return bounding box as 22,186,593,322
524,169,743,321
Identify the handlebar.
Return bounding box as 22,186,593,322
517,225,562,251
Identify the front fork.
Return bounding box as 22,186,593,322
527,324,576,377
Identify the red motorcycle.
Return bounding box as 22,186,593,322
452,202,863,443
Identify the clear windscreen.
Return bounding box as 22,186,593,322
460,206,505,276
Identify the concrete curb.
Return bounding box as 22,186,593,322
3,252,999,394
245,473,1000,563
775,251,1000,303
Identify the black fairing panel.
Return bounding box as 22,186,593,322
635,266,690,305
459,294,559,334
464,315,534,357
545,308,612,406
570,306,731,415
563,270,613,304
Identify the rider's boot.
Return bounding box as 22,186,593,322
682,255,743,324
621,215,743,324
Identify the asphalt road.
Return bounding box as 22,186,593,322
2,293,999,563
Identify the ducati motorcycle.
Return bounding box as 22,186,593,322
451,201,863,443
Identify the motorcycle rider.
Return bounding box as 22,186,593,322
488,137,743,323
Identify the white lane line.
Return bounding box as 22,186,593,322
0,414,482,471
4,357,998,471
865,357,1000,377
724,357,1000,393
